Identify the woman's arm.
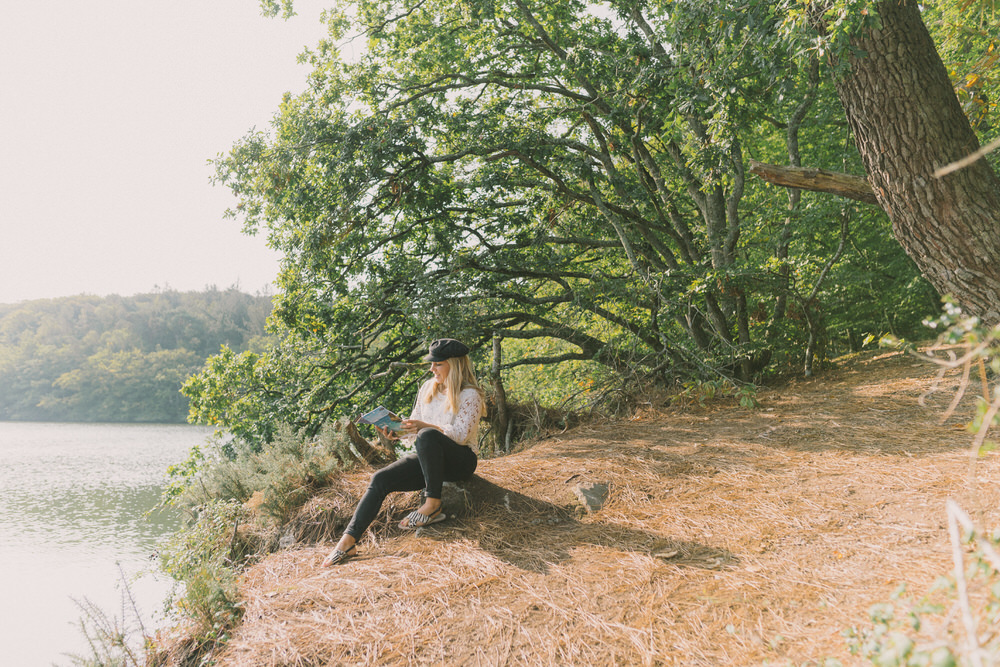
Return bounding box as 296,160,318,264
401,388,482,444
394,380,432,442
438,389,483,444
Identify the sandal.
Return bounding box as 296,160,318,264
399,509,447,530
322,545,357,567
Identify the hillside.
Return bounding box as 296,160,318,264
0,289,271,422
174,349,1000,665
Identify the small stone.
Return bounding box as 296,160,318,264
573,481,610,513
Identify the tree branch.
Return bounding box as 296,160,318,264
749,160,880,206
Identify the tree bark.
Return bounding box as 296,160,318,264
490,334,510,455
832,0,1000,324
345,421,395,465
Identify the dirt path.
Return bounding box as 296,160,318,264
209,350,1000,666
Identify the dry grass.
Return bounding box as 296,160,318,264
197,349,1000,666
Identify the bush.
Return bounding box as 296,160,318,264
154,423,361,661
845,503,1000,667
157,499,252,652
167,423,358,522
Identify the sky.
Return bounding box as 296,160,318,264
0,0,348,305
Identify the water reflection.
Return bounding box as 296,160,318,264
1,484,182,552
0,422,212,667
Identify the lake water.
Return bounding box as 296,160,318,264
0,422,214,666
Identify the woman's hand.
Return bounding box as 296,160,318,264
375,424,402,440
401,419,435,433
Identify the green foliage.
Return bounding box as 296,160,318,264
182,346,278,444
153,423,359,663
193,0,937,444
676,378,760,409
153,420,367,660
163,443,208,506
45,347,202,422
168,424,353,524
0,288,272,423
158,499,251,649
499,336,609,411
925,0,1000,133
776,0,881,73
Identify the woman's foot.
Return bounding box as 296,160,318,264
322,536,358,567
399,497,445,529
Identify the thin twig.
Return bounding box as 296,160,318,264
968,389,1000,519
978,357,990,403
941,358,972,424
934,135,1000,178
950,502,1000,573
947,499,983,667
919,349,957,407
919,341,992,370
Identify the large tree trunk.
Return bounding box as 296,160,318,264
833,0,1000,324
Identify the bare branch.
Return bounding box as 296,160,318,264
749,160,880,206
934,135,1000,178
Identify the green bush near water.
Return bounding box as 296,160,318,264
157,499,250,654
152,423,361,658
168,424,356,521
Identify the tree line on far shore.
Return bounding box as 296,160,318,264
0,287,272,423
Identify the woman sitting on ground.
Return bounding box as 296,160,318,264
322,338,486,567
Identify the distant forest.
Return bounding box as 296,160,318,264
0,288,272,423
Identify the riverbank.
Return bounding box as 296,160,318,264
160,349,1000,665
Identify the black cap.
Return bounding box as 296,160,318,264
424,338,470,361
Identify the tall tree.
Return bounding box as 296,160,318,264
189,0,939,440
226,0,803,388
834,0,1000,323
760,0,1000,322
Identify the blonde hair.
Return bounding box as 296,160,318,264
428,355,485,414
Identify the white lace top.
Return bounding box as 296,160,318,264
403,379,484,449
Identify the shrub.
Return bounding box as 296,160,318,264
66,568,154,667
167,423,357,521
152,422,368,660
157,499,254,656
845,503,1000,666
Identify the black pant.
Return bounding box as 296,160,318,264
344,428,478,540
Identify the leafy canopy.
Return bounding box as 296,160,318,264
191,0,937,440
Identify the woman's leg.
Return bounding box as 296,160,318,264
342,453,426,540
325,439,473,564
412,428,478,504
